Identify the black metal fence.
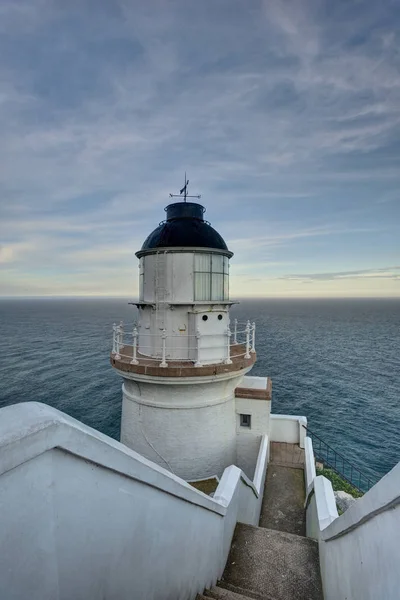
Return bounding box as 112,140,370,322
303,425,379,493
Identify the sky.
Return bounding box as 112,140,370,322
0,0,399,298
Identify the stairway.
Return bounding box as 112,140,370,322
197,443,323,600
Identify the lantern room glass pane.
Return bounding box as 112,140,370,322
212,254,224,273
194,272,211,300
223,256,229,273
211,273,224,300
194,253,211,272
194,252,229,300
223,274,229,300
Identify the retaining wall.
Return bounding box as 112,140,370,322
0,402,269,600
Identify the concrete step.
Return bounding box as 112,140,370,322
269,461,304,470
222,523,323,600
204,584,261,599
216,581,273,599
205,581,272,599
203,587,252,599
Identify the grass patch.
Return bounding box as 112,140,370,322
316,467,363,498
189,477,219,496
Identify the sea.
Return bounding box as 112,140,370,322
0,298,399,482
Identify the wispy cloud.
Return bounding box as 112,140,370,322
0,0,399,297
280,267,400,282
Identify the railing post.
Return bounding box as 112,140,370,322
195,328,201,367
233,318,238,344
115,324,121,360
251,321,256,353
245,320,251,358
119,320,124,348
225,327,232,364
160,329,168,368
130,326,139,365
112,323,117,355
299,417,307,449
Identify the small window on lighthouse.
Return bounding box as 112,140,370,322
240,414,251,428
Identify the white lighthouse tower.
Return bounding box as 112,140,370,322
111,183,258,481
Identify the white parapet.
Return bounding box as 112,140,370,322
319,462,400,600
269,413,307,446
0,402,269,600
304,436,317,494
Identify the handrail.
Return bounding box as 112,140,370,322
112,319,256,367
302,425,379,493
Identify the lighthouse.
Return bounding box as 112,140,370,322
110,183,259,481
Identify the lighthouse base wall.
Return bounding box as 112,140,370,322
120,376,243,480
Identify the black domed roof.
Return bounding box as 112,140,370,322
136,202,232,257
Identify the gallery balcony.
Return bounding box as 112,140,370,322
110,319,257,378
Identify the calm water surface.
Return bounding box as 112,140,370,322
0,298,399,481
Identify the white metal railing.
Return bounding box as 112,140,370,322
111,319,256,368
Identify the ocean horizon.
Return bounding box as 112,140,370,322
1,297,399,483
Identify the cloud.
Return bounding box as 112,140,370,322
280,267,400,282
0,246,14,264
0,0,399,296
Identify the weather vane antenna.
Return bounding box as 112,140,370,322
169,172,201,203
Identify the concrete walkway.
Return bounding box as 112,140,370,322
259,442,306,536
220,523,322,600
198,442,323,600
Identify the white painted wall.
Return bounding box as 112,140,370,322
120,374,244,480
269,414,307,447
54,448,221,600
171,252,195,301
306,475,338,541
304,436,317,494
141,252,195,304
0,402,268,600
0,451,59,599
188,308,229,364
319,463,400,600
120,373,272,483
235,393,271,480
